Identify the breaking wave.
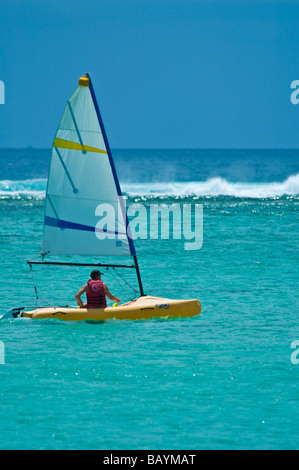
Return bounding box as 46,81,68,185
0,179,47,199
123,174,299,198
0,174,299,200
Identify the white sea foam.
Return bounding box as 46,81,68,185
0,179,47,199
122,173,299,198
0,174,298,199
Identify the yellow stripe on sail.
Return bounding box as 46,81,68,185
53,138,107,154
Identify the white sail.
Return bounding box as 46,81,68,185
42,75,134,257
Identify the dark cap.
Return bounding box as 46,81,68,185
90,269,103,279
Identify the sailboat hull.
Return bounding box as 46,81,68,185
22,296,201,321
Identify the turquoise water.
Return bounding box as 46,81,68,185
0,149,298,449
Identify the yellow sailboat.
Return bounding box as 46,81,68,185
1,74,201,321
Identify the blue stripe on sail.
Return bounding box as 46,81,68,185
44,216,125,235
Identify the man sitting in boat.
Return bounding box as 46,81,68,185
75,270,120,309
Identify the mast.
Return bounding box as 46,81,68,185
133,255,144,297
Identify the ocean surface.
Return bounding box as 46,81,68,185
0,148,298,450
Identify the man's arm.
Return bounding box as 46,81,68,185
75,284,89,308
103,284,120,304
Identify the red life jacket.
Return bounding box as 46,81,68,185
86,280,107,308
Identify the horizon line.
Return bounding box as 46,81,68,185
0,147,299,151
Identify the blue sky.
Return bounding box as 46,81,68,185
1,0,299,148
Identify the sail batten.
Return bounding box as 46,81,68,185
66,101,86,150
42,75,135,258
